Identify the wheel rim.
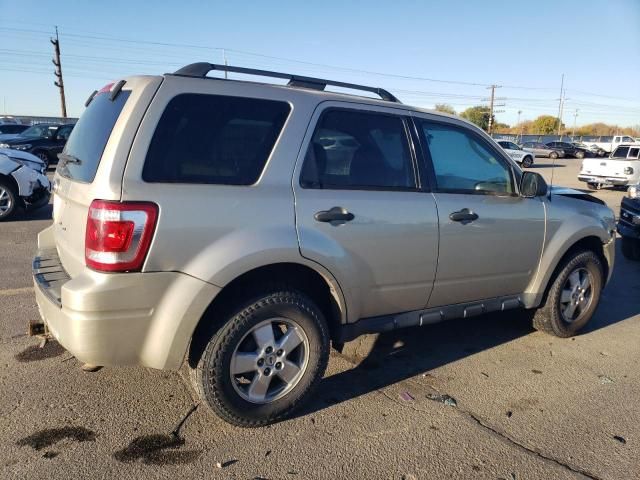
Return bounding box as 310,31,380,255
36,152,47,161
550,152,558,159
230,317,310,404
559,267,594,323
0,187,13,215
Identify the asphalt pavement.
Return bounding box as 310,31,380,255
0,157,638,479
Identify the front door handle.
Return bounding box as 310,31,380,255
449,208,479,223
314,206,355,223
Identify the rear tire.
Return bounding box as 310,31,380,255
621,237,640,261
0,179,19,222
190,287,330,427
532,250,603,337
522,155,533,168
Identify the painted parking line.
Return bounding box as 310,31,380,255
0,286,34,297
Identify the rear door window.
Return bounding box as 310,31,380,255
300,109,416,190
58,90,130,183
142,94,290,185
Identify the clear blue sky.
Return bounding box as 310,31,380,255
1,0,639,128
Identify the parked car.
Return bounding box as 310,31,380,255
0,148,50,221
495,140,535,167
573,142,605,157
583,135,639,154
0,123,75,168
578,144,640,189
0,124,29,142
31,64,616,427
521,141,565,159
545,141,591,159
618,184,640,261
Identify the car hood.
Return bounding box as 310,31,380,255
1,135,44,145
550,185,605,205
0,147,45,166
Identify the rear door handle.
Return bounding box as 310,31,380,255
314,206,355,223
449,208,479,223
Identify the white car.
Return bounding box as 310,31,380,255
0,148,51,221
495,140,535,168
578,144,640,189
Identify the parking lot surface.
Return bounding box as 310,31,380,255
1,158,638,479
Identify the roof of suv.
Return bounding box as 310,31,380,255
162,62,464,123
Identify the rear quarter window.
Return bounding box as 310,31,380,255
142,94,290,185
58,90,130,183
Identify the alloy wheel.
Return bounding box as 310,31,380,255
559,267,593,323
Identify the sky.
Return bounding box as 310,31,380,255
1,0,639,128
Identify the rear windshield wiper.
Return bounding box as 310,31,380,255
58,153,82,165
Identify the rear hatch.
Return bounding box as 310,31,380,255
52,76,162,277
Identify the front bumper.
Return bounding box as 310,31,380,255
32,228,220,370
578,175,630,186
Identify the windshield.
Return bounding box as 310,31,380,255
58,90,130,183
20,124,56,138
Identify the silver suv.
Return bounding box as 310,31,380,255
32,64,616,427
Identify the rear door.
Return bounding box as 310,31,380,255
53,77,162,276
293,103,439,321
413,115,545,307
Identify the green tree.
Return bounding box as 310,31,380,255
460,106,493,131
531,115,563,134
434,103,456,115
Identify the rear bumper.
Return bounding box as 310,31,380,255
578,175,630,186
32,228,220,370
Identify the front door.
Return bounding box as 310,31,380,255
413,117,545,307
293,104,439,321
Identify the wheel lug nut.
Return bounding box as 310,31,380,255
276,349,283,356
275,362,283,370
257,358,264,367
265,346,273,354
264,368,271,376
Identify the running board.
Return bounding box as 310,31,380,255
336,295,523,343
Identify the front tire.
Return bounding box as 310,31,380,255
532,250,603,337
33,151,49,169
0,179,19,221
522,155,533,168
621,237,640,261
549,151,559,160
191,288,330,427
575,150,585,159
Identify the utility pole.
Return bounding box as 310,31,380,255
556,74,564,137
572,109,579,137
222,49,228,79
517,110,523,142
485,84,503,134
51,26,67,118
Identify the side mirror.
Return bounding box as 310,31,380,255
520,171,547,198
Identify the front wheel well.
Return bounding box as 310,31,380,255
187,263,343,368
543,236,608,299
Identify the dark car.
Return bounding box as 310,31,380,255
0,123,75,167
0,123,29,141
545,141,591,159
618,185,640,261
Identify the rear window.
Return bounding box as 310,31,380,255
142,94,290,185
58,90,130,183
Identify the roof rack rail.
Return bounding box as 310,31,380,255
172,62,401,103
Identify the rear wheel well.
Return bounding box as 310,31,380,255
187,263,343,368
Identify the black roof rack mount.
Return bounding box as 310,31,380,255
172,62,401,103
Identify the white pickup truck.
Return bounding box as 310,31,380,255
583,135,639,154
578,144,640,189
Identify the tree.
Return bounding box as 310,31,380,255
531,115,563,134
493,122,510,132
434,103,456,115
460,106,493,131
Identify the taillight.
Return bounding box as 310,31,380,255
85,200,158,272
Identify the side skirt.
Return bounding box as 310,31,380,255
336,295,523,343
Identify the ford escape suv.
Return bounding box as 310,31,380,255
32,63,616,427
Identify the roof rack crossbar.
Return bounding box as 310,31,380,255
172,62,400,103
